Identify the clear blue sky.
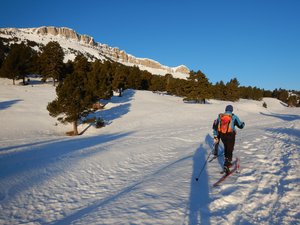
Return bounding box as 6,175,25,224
1,0,299,90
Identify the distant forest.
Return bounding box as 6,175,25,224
1,39,300,134
1,39,299,134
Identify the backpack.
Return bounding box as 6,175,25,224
217,113,233,134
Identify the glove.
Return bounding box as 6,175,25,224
213,137,219,144
242,122,245,128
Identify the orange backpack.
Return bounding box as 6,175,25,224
218,114,233,134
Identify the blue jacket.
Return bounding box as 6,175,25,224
213,111,245,137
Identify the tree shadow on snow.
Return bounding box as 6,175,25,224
93,89,135,125
0,132,133,201
260,112,300,122
188,134,214,225
0,138,66,153
0,99,23,110
79,89,135,134
48,151,193,225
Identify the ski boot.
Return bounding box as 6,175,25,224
223,166,230,175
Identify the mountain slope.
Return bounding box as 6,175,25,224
0,78,299,224
0,26,190,79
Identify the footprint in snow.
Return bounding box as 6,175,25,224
237,175,256,184
253,138,261,143
242,144,253,149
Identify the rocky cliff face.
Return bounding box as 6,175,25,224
0,26,190,77
34,26,96,46
99,44,190,75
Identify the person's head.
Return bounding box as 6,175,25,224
225,105,233,112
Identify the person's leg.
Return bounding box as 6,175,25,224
221,133,236,168
220,135,229,167
226,133,236,163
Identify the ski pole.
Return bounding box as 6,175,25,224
195,145,213,181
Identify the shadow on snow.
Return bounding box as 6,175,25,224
0,132,134,201
0,90,135,204
265,127,300,149
188,134,228,225
260,112,300,122
47,150,193,225
84,89,135,129
188,134,213,225
0,99,23,110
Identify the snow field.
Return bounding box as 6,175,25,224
0,78,299,224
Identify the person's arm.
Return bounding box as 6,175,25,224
212,116,219,139
234,115,245,129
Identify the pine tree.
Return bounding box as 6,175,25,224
239,86,251,99
263,89,272,98
224,78,240,101
239,86,263,100
165,73,173,94
140,70,152,90
0,43,35,85
252,87,263,100
88,59,113,100
0,39,8,68
127,66,142,89
47,55,94,135
184,70,212,103
39,41,64,86
149,75,166,92
112,64,127,97
213,81,226,100
99,60,113,99
277,89,289,103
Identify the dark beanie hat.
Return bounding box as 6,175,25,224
225,105,233,112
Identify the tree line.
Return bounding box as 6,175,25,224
0,40,299,134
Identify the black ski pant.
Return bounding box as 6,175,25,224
220,132,236,166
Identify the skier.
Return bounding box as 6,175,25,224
212,105,245,172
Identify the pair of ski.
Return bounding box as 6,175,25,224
212,157,240,187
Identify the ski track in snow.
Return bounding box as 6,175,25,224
209,125,300,225
0,79,299,225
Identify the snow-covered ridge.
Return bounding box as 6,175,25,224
0,26,190,78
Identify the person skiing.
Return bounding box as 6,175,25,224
212,105,245,173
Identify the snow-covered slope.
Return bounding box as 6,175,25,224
0,78,299,224
0,26,190,79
